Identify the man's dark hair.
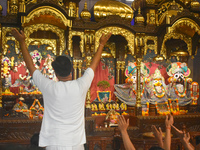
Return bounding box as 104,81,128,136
149,146,164,150
52,56,72,77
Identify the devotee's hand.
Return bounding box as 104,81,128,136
118,115,129,133
152,125,163,141
171,125,185,138
165,114,174,127
99,33,112,46
151,125,164,148
11,28,26,43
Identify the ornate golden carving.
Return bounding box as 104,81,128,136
68,2,76,17
146,0,155,4
23,6,69,27
116,61,125,84
80,2,91,21
27,38,57,55
95,27,135,55
144,36,158,55
158,1,183,25
68,30,84,57
2,27,20,55
19,0,26,13
160,33,192,59
84,30,95,56
10,0,18,14
24,24,65,55
171,18,200,35
94,0,133,22
73,59,83,80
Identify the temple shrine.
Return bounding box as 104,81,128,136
0,0,200,149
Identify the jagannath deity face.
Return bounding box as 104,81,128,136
173,71,184,83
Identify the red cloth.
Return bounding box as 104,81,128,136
90,61,115,102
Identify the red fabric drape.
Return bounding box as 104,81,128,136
90,61,115,102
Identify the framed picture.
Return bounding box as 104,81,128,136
155,101,170,115
168,99,179,115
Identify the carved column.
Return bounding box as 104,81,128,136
135,34,145,116
73,59,78,80
85,56,92,116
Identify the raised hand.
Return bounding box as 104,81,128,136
99,33,112,46
151,125,164,148
165,114,174,127
118,115,129,133
11,28,26,43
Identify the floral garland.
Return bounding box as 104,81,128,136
174,79,187,98
190,82,199,105
131,80,145,97
153,85,165,98
168,98,179,115
142,102,149,116
155,101,170,115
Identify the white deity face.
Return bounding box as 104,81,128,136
131,75,137,84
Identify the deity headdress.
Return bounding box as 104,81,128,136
152,68,164,80
166,62,190,77
2,57,11,66
125,62,149,77
30,50,42,63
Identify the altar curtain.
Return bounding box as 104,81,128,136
90,61,115,102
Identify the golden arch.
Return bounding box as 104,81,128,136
171,18,200,35
24,24,65,55
23,6,70,27
160,32,192,59
68,31,84,57
95,27,135,55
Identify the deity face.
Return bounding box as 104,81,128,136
173,72,184,83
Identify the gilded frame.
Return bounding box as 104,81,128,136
24,24,65,55
95,27,135,56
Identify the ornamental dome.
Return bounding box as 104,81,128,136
93,0,134,22
80,2,91,21
0,5,2,12
135,7,145,25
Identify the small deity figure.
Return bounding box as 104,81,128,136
99,102,106,111
13,97,28,111
147,68,168,104
1,57,12,91
166,62,197,106
120,102,127,111
106,109,119,127
91,103,98,111
102,94,108,103
30,50,42,70
42,54,57,81
106,103,112,110
112,102,120,111
114,62,150,106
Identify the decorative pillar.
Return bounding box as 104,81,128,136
136,58,142,116
78,60,82,78
73,59,78,80
85,56,92,116
135,34,145,116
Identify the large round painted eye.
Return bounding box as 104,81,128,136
180,74,184,78
132,76,136,80
174,73,179,79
